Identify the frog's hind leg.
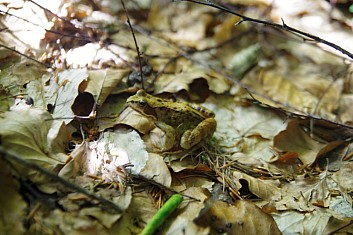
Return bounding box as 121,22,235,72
180,118,217,149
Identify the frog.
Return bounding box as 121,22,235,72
126,90,217,151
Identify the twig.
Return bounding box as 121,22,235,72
0,43,53,68
326,220,353,235
0,146,123,213
27,0,73,26
121,0,145,90
0,10,88,42
175,0,353,60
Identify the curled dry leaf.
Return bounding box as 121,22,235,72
232,171,282,202
227,44,262,79
52,69,89,123
0,104,69,183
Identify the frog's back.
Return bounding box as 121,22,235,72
154,104,205,133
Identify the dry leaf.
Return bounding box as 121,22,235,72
0,160,27,235
163,187,210,234
332,162,353,193
209,96,286,161
274,120,325,166
195,200,281,235
244,71,319,115
83,130,148,183
0,105,69,182
272,208,331,235
85,69,129,106
155,66,230,95
52,69,88,122
117,107,155,135
232,171,282,201
140,153,172,188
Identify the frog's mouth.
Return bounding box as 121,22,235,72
128,102,157,120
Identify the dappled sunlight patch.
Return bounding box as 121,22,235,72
82,130,148,187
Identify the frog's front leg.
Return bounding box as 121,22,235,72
154,121,178,151
180,118,217,149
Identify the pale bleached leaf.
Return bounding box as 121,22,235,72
140,153,172,187
52,69,88,123
272,208,331,235
85,69,129,106
84,130,148,183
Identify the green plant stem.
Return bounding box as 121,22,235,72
140,194,183,235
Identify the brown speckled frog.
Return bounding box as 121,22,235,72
126,90,217,151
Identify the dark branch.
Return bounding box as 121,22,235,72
0,43,53,68
0,146,123,213
175,0,353,60
121,0,145,90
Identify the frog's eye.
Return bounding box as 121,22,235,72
138,100,147,107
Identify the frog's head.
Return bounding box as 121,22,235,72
126,90,158,119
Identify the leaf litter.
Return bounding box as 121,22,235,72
0,0,353,234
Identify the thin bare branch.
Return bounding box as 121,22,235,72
175,0,353,60
0,146,123,213
0,43,53,68
121,0,145,90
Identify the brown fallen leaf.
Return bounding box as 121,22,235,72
232,171,282,202
274,120,325,166
195,199,281,235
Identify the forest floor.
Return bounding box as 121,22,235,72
1,0,353,234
